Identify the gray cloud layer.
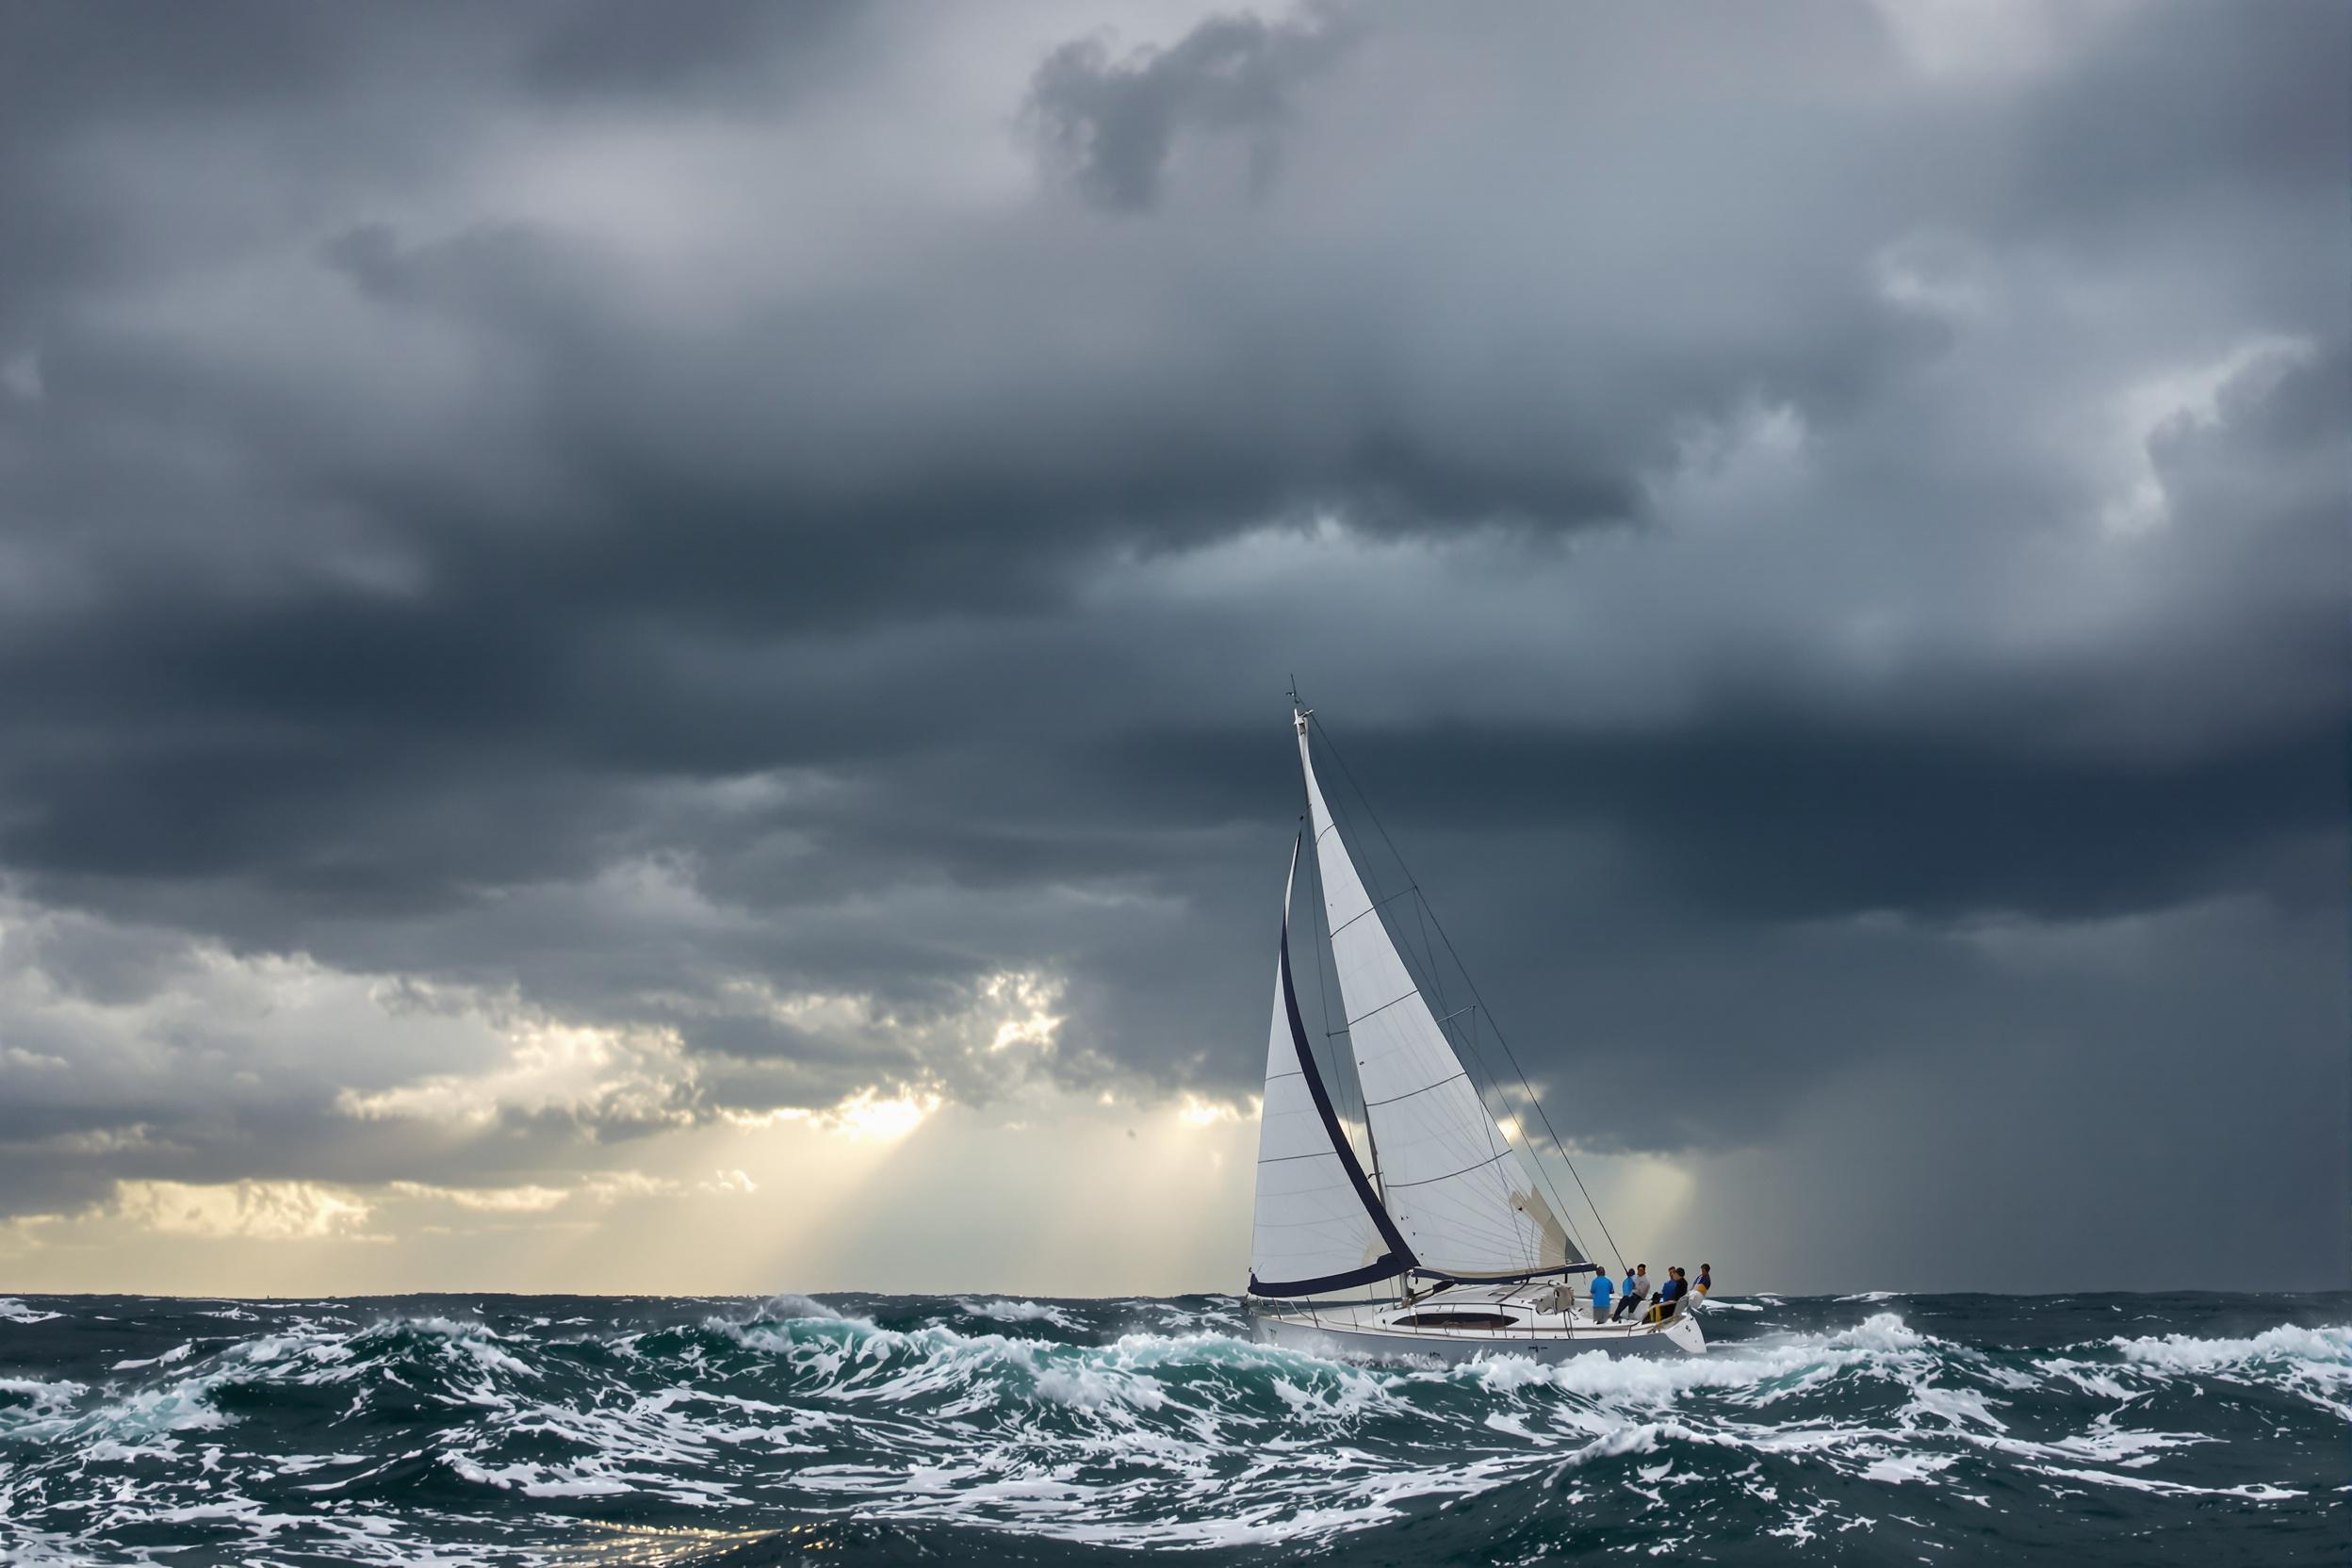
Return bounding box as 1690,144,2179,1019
0,1,2343,1286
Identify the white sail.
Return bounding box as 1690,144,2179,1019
1249,839,1411,1296
1295,714,1577,1280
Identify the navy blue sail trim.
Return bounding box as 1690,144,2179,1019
1249,1259,1409,1296
1250,843,1416,1299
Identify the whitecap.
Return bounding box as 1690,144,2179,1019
2030,1462,2303,1501
957,1298,1083,1331
2110,1322,2352,1375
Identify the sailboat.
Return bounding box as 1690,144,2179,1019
1246,705,1706,1360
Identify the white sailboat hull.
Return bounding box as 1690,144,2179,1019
1250,1286,1707,1362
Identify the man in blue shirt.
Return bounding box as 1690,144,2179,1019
1589,1268,1615,1325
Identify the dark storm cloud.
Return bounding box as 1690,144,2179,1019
2005,2,2346,223
1027,8,1359,210
0,1,2342,1284
516,0,858,102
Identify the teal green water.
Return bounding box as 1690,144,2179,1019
0,1292,2344,1564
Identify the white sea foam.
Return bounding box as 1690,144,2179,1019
959,1298,1083,1331
0,1375,86,1427
721,1309,2050,1547
0,1298,62,1324
0,1336,336,1460
2029,1463,2305,1501
2110,1322,2352,1374
5,1299,2338,1563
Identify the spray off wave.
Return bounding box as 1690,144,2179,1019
0,1292,2344,1564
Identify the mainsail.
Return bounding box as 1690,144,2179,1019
1248,839,1414,1297
1293,711,1582,1282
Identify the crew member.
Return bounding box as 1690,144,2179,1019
1611,1264,1648,1322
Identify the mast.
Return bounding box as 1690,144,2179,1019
1295,703,1387,1213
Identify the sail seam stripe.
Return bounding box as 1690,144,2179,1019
1255,1150,1349,1166
1346,990,1419,1029
1362,1070,1471,1109
1330,887,1415,939
1380,1150,1515,1190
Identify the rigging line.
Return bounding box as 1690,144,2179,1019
1489,1016,1592,1262
1409,861,1453,1035
1417,888,1625,1276
1407,878,1554,1269
1308,727,1500,1193
1404,865,1527,1263
1314,714,1576,1271
1310,723,1516,1186
1304,714,1425,980
1313,712,1589,1268
1309,718,1403,967
1310,711,1620,1273
1433,906,1588,1263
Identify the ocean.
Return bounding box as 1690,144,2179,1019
0,1290,2343,1564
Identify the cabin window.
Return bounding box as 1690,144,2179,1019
1393,1312,1518,1329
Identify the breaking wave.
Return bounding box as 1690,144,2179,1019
0,1292,2344,1564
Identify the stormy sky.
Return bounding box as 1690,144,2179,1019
0,0,2344,1297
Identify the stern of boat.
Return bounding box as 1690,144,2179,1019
1661,1305,1706,1355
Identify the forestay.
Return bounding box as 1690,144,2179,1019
1296,717,1580,1280
1248,839,1413,1297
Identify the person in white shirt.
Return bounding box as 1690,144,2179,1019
1611,1264,1649,1322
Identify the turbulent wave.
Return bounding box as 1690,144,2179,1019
0,1292,2344,1564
